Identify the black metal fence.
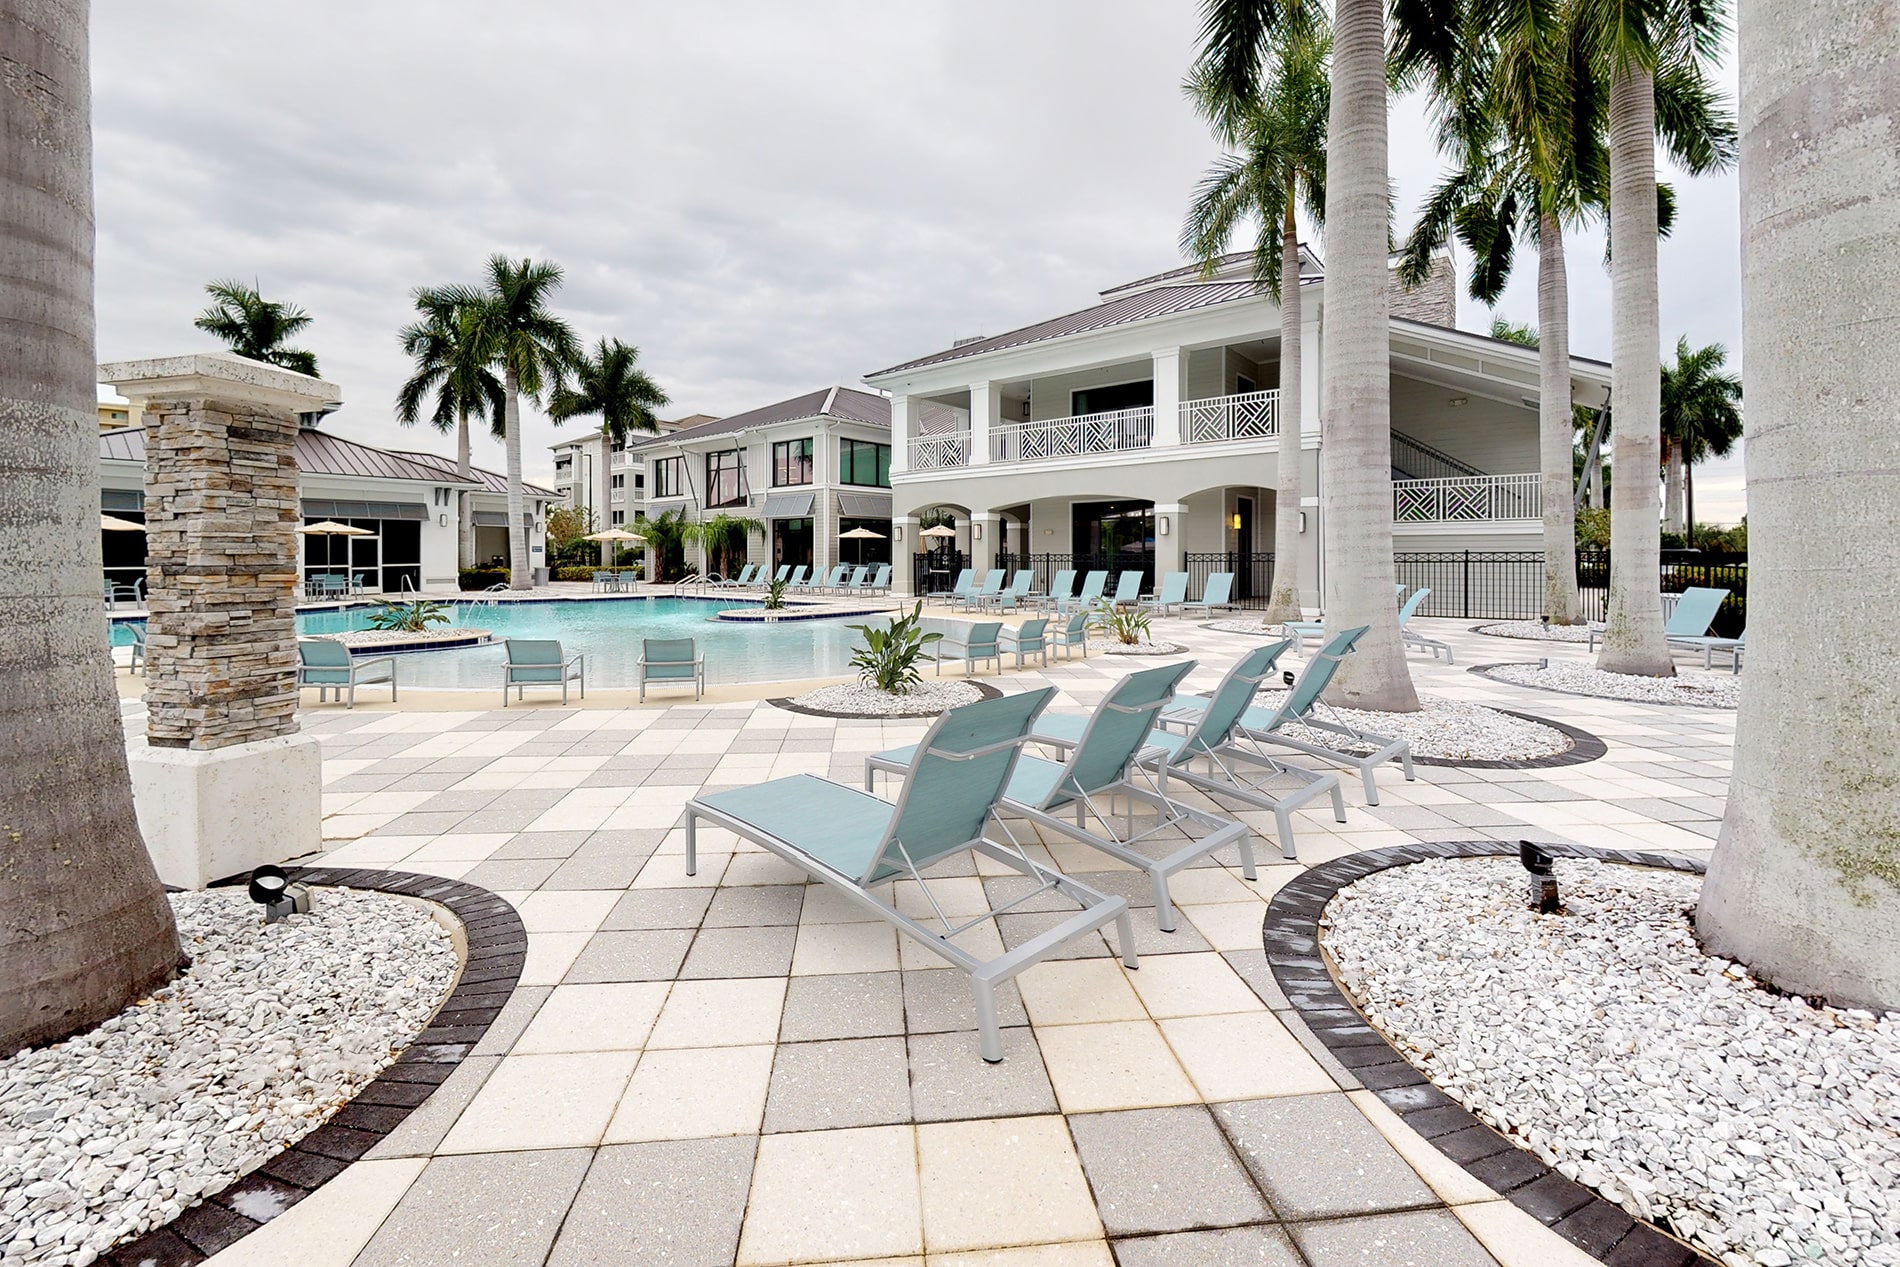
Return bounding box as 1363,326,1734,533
912,549,970,595
1396,549,1747,636
995,551,1153,597
1185,552,1277,608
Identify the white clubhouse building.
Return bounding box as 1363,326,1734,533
865,250,1611,603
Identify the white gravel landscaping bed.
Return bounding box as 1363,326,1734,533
1206,618,1279,635
789,680,983,717
0,888,457,1266
1474,620,1597,643
1485,661,1741,708
1094,640,1189,656
1249,691,1571,761
327,627,489,649
1323,858,1900,1267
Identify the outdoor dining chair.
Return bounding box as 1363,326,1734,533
636,637,704,702
502,638,586,706
297,638,396,709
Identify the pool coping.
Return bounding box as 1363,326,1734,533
101,870,521,1267
1264,841,1718,1267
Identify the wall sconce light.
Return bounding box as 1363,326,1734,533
1299,511,1308,533
438,514,448,528
1043,528,1054,536
1021,401,1031,418
1448,396,1469,407
1230,512,1243,531
973,522,983,540
894,525,904,542
1159,517,1170,536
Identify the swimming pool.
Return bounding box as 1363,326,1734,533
116,597,883,689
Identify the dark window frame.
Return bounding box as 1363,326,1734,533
705,449,747,508
772,437,814,486
838,438,892,488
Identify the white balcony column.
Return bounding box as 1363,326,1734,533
889,394,917,477
893,516,919,597
972,512,1001,567
1151,348,1185,448
969,381,998,466
1154,503,1188,575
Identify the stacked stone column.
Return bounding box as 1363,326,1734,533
141,396,302,749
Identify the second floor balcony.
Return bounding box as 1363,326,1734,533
907,389,1281,472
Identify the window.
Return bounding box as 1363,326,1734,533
1072,380,1154,416
1236,374,1257,395
706,449,746,507
633,474,645,491
611,473,625,490
838,439,891,488
772,438,813,486
652,456,684,498
611,510,625,525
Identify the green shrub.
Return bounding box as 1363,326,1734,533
365,597,453,633
761,577,789,611
1094,598,1152,646
847,601,942,695
1573,507,1611,549
458,568,507,591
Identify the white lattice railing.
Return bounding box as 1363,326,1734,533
990,407,1155,463
910,433,970,471
1393,474,1541,523
1181,389,1280,443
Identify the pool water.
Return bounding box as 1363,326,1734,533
116,597,882,689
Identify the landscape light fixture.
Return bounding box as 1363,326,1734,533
247,864,312,923
1518,840,1561,914
1283,670,1295,687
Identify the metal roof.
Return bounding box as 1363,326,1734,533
100,426,557,497
633,387,891,450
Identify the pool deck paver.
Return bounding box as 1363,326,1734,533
169,615,1733,1267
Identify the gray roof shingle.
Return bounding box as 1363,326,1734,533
101,427,556,497
632,386,890,450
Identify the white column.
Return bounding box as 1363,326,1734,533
972,512,1001,569
889,394,916,477
1151,348,1184,448
1155,503,1187,575
970,381,998,466
893,515,919,596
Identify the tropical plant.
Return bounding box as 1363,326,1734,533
641,509,691,582
1573,506,1611,548
452,256,582,590
193,279,320,376
395,285,506,568
548,338,669,567
2,0,183,1054
1658,337,1742,548
1182,9,1327,626
847,602,943,695
364,598,453,634
684,513,764,580
1696,0,1900,1012
761,577,789,611
1582,0,1734,676
1488,317,1539,347
1094,599,1154,647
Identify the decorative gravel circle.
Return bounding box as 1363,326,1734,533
1248,691,1575,763
327,628,491,651
1205,619,1281,635
1474,662,1740,709
1472,621,1597,643
1095,640,1190,656
0,887,457,1265
1322,857,1899,1267
781,679,991,718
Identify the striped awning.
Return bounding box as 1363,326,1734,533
760,491,815,519
835,491,892,519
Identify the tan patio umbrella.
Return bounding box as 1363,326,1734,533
100,514,145,532
918,525,958,539
296,520,373,536
839,525,886,566
582,528,647,543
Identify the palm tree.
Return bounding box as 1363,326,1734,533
641,509,691,583
548,339,670,567
193,279,320,376
1585,0,1732,675
1696,0,1900,1011
395,287,506,569
457,256,582,589
2,0,182,1055
686,513,764,579
1182,13,1328,626
1658,336,1742,546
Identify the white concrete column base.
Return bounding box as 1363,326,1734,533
127,731,323,889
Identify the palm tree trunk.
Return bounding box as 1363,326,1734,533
1663,437,1687,534
1263,202,1304,625
1597,65,1673,676
456,414,473,571
1538,212,1582,623
504,367,529,589
599,425,614,568
1320,0,1418,711
1,0,181,1056
1683,459,1695,549
1697,0,1900,1010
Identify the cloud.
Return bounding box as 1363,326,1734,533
91,0,1743,518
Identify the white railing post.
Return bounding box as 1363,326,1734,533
1151,348,1183,447
970,381,997,467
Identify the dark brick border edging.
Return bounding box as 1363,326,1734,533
768,679,1003,720
1264,841,1717,1267
103,870,522,1267
1469,662,1739,710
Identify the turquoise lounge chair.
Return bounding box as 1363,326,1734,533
688,689,1137,1063
869,564,892,594
990,570,1036,611
636,637,704,702
843,566,873,595
125,621,147,675
1285,588,1448,662
786,565,813,590
958,569,1006,612
932,619,1003,675
1038,569,1077,613
298,638,396,709
1052,609,1091,661
816,564,851,593
1040,642,1345,864
1167,626,1415,804
766,564,793,588
503,638,585,706
1181,573,1235,618
1059,571,1109,615
933,568,977,607
870,663,1252,933
1673,626,1745,672
1141,572,1190,617
1107,571,1143,608
998,617,1051,668
1589,585,1730,652
714,564,757,589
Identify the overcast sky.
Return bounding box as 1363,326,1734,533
91,0,1746,523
